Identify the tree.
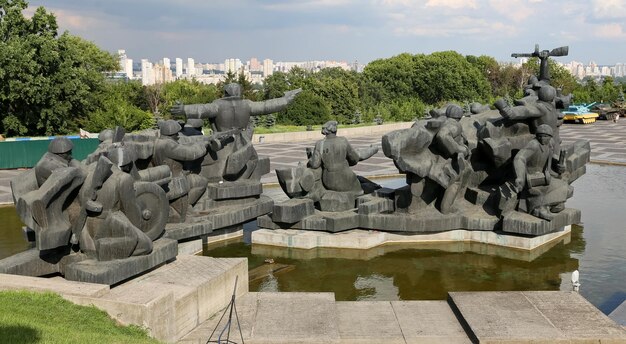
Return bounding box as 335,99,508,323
82,80,154,132
413,51,491,104
162,79,220,115
0,0,118,136
522,57,578,94
278,90,331,126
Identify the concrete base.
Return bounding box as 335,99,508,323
0,255,248,343
64,238,178,285
448,291,626,343
252,225,572,255
503,208,581,236
177,225,244,256
165,195,273,241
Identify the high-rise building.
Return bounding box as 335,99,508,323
263,59,274,77
187,57,195,76
117,49,133,79
175,58,183,78
249,57,261,71
141,59,154,86
163,57,171,71
225,58,243,74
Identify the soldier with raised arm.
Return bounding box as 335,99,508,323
170,83,301,181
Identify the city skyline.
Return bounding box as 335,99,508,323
27,0,625,65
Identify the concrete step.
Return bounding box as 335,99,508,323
179,294,471,344
448,291,626,343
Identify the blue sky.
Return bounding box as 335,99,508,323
28,0,626,65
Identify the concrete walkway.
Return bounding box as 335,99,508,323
179,290,626,343
1,120,625,205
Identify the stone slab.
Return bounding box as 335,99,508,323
178,292,260,344
358,204,500,233
322,211,360,232
0,273,110,298
503,208,581,236
448,291,626,343
177,225,244,255
251,292,340,344
336,301,405,344
63,238,178,285
205,180,262,200
165,195,273,240
610,300,626,326
271,198,315,223
391,301,471,344
252,226,572,254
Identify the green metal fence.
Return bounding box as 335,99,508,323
0,138,99,169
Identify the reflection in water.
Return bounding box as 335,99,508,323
204,225,583,302
0,206,28,260
354,274,399,301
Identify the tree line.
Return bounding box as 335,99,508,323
1,0,625,137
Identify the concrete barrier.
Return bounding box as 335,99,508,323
252,122,414,143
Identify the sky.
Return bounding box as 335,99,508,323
27,0,626,65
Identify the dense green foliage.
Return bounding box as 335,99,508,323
0,290,160,343
0,0,119,136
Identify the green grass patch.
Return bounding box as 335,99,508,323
0,290,161,344
252,122,387,134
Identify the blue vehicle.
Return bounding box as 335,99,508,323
562,102,599,124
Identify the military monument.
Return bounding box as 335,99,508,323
0,84,301,284
261,45,590,238
0,47,591,283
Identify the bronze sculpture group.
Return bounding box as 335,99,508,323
0,46,591,285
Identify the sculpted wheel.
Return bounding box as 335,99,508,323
133,182,169,240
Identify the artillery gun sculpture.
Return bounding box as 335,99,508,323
0,84,300,285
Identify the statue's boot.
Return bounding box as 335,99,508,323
531,206,556,221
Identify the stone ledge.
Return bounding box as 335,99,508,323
252,226,572,254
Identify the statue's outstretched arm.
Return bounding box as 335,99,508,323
250,89,302,116
183,103,219,119
346,141,361,166
167,141,207,161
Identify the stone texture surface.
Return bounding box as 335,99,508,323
252,226,572,253
251,292,340,344
503,208,581,235
392,301,471,344
64,238,178,285
205,180,263,200
448,291,626,343
165,195,273,240
336,301,405,344
0,273,109,297
271,198,315,223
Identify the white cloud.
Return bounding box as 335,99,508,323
395,16,517,37
591,0,626,19
594,23,626,38
425,0,477,9
488,0,535,22
262,0,355,11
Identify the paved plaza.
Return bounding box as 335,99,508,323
0,120,624,205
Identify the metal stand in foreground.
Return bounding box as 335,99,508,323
206,276,244,344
